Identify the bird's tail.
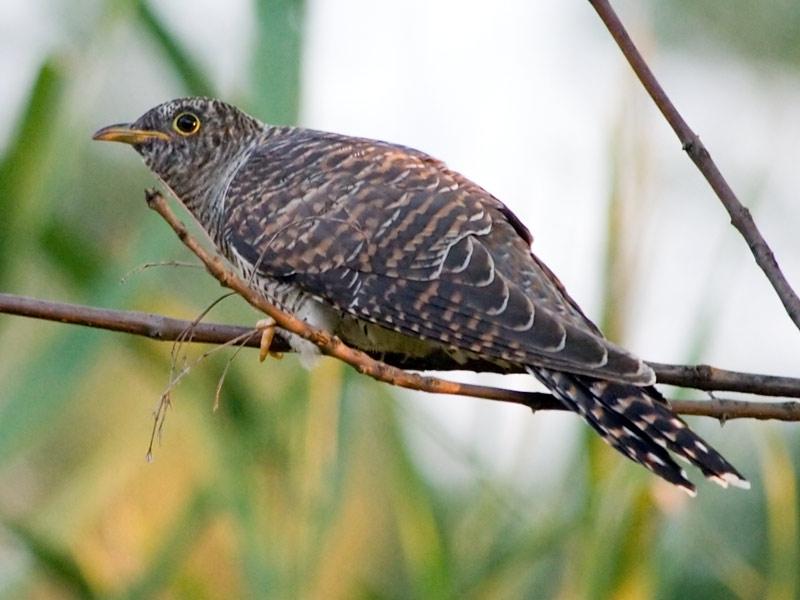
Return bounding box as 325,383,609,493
531,367,749,495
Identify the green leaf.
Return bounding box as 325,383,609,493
133,0,215,96
116,488,215,599
0,222,181,465
650,0,800,67
0,59,65,286
3,519,98,599
251,0,305,124
37,218,106,287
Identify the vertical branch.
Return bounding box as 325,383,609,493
588,0,800,331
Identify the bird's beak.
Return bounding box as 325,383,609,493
92,123,170,145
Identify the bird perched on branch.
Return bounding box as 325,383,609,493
94,97,748,495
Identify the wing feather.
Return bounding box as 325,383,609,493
223,129,652,383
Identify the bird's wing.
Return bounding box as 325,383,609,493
223,130,652,383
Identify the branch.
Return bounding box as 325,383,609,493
2,288,799,420
3,291,800,396
0,292,266,349
589,0,800,331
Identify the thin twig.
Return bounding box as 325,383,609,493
214,336,249,412
588,0,800,331
146,389,170,463
168,292,236,385
119,260,203,284
147,327,259,460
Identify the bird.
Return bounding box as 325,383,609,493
94,96,748,495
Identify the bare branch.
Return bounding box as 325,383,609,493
668,398,800,422
650,362,800,399
588,0,800,331
2,290,799,417
0,291,263,348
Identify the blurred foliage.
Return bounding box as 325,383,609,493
646,0,800,68
0,1,798,598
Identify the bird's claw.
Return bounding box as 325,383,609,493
256,318,281,362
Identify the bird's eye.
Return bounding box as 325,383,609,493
173,112,201,136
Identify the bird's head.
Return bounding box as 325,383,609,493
93,97,265,220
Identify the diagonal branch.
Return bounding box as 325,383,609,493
588,0,800,331
142,189,568,408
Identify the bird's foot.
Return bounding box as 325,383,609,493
256,318,283,361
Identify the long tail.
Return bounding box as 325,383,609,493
531,367,749,495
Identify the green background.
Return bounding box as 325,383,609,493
0,1,797,598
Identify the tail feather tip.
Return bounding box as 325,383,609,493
708,472,750,491
708,474,729,489
723,472,750,490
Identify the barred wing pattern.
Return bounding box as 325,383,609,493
533,369,746,493
221,128,747,494
223,129,650,382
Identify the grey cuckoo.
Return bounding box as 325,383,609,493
94,97,748,495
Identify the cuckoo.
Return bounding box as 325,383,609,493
94,97,748,495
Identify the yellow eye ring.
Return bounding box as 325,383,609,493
173,112,201,136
